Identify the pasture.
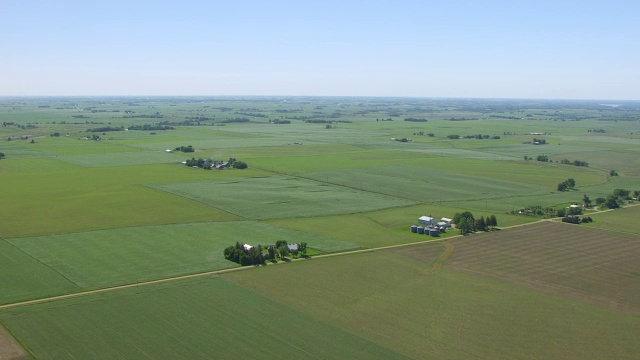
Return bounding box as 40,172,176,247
1,97,639,359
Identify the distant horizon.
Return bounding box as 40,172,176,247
1,94,638,102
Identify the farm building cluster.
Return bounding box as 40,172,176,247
410,216,452,236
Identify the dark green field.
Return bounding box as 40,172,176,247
1,97,639,359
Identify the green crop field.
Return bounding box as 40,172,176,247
1,221,358,304
150,175,416,219
0,278,408,360
1,97,639,359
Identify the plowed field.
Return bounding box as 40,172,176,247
447,221,640,313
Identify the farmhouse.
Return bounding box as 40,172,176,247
287,244,298,252
243,244,254,251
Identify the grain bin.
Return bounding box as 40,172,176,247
411,225,418,233
417,226,425,234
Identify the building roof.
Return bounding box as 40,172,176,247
418,216,434,223
287,244,298,251
243,244,254,251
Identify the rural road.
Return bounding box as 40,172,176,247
1,203,636,311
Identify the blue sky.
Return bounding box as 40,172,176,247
1,0,638,99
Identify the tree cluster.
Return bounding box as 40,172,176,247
453,211,497,234
223,240,308,266
86,126,124,133
184,157,208,168
224,243,265,266
413,131,434,137
559,159,588,167
447,134,500,140
174,145,195,153
227,157,248,169
557,178,576,192
404,118,428,122
562,216,593,224
128,124,174,130
0,152,5,159
592,188,637,209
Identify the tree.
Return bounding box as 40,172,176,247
582,194,591,208
488,215,498,228
475,216,487,231
605,195,619,209
456,218,472,234
613,189,630,199
568,206,582,215
566,178,575,189
0,152,5,159
267,245,277,260
557,182,567,192
233,161,248,169
610,170,618,176
453,211,476,234
277,244,289,260
595,197,606,207
634,190,640,199
297,242,308,256
556,208,566,217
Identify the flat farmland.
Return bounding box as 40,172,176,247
2,97,640,359
150,175,415,219
226,245,640,359
1,221,357,304
303,165,546,203
447,221,640,313
0,278,407,360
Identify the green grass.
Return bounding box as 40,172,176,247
150,175,415,219
3,221,357,302
0,278,408,360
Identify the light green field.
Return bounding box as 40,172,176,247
0,278,407,360
2,221,357,303
0,240,80,305
150,175,415,219
302,165,546,203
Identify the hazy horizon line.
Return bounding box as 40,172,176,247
1,95,638,102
